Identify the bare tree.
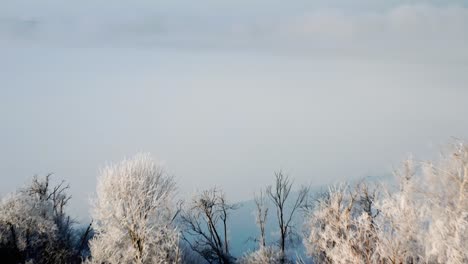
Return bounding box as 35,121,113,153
254,191,268,248
87,153,181,264
180,188,237,264
239,190,284,264
266,171,309,263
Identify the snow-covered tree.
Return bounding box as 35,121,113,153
376,144,468,264
375,159,426,264
0,190,57,262
306,185,352,263
0,175,87,263
305,142,468,264
304,182,382,264
87,153,181,264
420,142,468,263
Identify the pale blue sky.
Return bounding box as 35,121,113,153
1,0,468,218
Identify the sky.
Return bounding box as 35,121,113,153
1,0,468,219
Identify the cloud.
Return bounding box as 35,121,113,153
0,2,467,61
260,4,468,60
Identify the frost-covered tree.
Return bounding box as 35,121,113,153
304,182,383,264
376,144,468,264
87,153,181,264
0,175,88,264
420,142,468,264
0,189,57,263
375,160,426,264
306,175,424,264
306,185,353,263
306,141,468,264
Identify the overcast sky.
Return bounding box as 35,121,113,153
1,0,468,218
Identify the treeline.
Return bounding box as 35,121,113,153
0,142,467,264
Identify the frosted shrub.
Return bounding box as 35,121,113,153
238,246,283,264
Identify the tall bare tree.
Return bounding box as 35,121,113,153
180,188,237,264
267,171,309,263
238,190,282,264
254,191,268,248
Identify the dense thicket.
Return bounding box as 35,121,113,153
1,142,466,264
